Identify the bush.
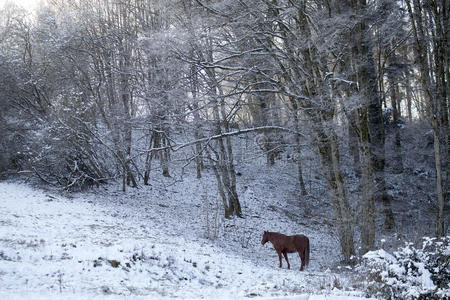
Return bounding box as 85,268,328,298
23,116,113,189
357,236,450,299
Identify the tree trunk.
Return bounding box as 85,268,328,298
143,134,153,185
225,134,242,216
387,61,404,174
190,64,204,179
430,0,448,237
348,110,361,177
161,135,170,177
257,93,277,166
406,0,447,237
290,97,307,195
119,48,136,187
405,74,413,122
208,77,242,218
218,85,242,217
433,117,445,237
206,148,230,218
358,109,375,254
316,126,355,262
354,0,394,229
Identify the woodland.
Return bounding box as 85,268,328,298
0,0,448,270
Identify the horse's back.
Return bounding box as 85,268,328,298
292,234,309,249
293,234,308,240
282,234,307,252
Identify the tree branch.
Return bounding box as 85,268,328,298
137,125,305,153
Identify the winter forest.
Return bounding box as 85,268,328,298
0,0,448,299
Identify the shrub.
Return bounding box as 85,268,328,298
357,236,450,299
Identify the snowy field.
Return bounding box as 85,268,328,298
0,170,372,299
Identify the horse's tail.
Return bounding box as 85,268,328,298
305,237,310,267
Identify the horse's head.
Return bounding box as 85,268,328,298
261,231,269,245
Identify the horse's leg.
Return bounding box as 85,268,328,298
282,251,290,269
298,250,305,271
277,250,283,268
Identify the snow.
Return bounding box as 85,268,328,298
363,249,395,262
414,262,435,290
361,236,449,299
0,178,371,299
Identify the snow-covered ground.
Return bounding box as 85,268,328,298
0,167,372,299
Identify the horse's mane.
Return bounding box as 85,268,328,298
267,231,286,238
268,231,284,235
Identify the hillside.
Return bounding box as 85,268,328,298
0,165,370,299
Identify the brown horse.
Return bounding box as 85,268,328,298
261,231,310,271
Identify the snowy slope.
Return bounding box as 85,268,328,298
0,174,371,299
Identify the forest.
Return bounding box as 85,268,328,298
0,0,448,299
